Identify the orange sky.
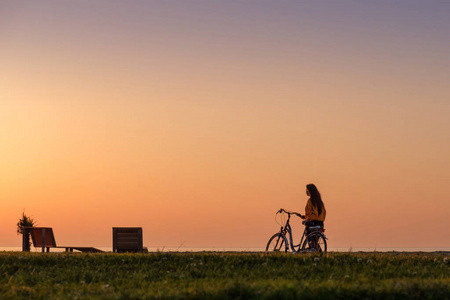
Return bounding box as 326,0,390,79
1,1,449,249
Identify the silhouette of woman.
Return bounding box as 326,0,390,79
301,184,326,228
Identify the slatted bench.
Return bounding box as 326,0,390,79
112,227,147,253
24,227,104,253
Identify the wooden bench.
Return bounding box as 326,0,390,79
24,227,104,253
112,227,147,253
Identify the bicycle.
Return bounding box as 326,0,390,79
265,208,327,253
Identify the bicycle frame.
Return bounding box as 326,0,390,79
279,212,306,252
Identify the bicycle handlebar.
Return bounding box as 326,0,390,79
277,208,303,218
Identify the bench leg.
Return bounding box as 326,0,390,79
41,228,46,253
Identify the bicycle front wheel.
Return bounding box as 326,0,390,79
265,233,288,253
301,232,327,253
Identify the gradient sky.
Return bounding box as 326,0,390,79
1,1,449,249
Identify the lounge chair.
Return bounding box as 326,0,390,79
112,227,148,253
24,227,104,253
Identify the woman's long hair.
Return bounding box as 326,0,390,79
307,184,324,215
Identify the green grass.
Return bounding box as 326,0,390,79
1,252,449,299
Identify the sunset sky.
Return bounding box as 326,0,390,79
1,1,449,250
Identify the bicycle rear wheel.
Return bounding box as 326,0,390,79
265,233,288,253
301,232,327,253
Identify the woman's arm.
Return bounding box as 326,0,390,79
304,199,313,221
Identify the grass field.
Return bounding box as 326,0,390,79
1,251,449,299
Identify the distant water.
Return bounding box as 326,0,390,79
1,246,449,253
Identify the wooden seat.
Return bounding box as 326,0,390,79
113,227,147,253
24,227,104,253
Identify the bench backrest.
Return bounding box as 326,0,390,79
112,227,143,253
27,227,57,247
